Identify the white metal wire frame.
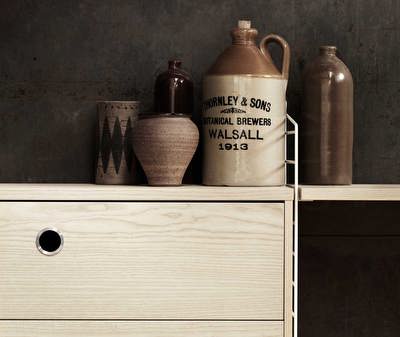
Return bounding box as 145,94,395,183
285,114,298,337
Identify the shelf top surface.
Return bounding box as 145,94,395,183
0,184,294,201
2,184,400,201
299,184,400,201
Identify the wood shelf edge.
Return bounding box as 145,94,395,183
0,184,294,201
299,184,400,201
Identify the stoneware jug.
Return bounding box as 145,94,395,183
132,114,199,186
202,20,290,186
300,46,353,185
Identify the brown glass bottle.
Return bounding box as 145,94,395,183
154,60,194,115
300,46,353,185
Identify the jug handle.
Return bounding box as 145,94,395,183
260,34,290,79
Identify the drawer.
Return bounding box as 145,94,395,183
0,321,284,337
0,202,284,319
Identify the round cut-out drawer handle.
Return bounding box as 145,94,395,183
36,227,64,256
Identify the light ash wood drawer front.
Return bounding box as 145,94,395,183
0,202,284,320
0,321,284,337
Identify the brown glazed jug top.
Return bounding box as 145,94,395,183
154,60,194,115
207,20,288,77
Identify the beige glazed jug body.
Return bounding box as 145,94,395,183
202,20,290,186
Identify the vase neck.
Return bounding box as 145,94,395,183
168,60,182,69
319,46,337,56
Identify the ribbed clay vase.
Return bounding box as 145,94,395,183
132,114,199,186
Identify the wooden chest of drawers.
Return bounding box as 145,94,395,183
0,184,294,337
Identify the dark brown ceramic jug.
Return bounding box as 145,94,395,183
154,60,194,115
300,46,353,185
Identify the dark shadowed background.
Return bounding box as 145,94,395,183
1,1,400,337
1,0,399,182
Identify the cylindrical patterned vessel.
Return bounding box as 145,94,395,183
202,20,290,186
96,101,140,184
300,46,353,184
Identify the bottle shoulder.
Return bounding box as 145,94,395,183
207,45,281,76
304,55,353,82
156,69,192,82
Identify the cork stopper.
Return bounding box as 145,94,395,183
238,20,251,29
232,20,257,45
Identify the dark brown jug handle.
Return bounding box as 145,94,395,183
260,34,290,79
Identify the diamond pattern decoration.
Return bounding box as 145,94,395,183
100,116,133,174
101,116,112,173
124,117,134,171
111,118,123,174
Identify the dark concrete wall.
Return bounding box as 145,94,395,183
1,0,399,182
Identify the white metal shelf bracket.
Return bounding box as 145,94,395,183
285,114,298,337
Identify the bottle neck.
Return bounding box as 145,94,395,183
319,46,337,56
168,60,182,69
231,28,258,46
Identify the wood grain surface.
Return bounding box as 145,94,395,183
0,202,284,319
0,184,294,201
0,321,283,337
299,184,400,201
284,201,294,337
